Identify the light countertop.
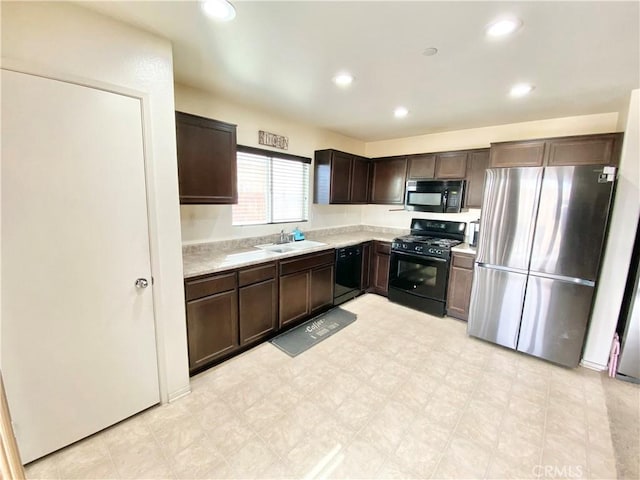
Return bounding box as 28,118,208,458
451,243,477,255
183,229,400,278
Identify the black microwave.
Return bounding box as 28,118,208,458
405,179,465,213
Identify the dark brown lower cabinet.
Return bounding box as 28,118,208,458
185,245,398,375
239,278,277,345
446,252,475,320
279,271,310,327
186,288,238,371
361,242,371,290
370,241,391,296
238,262,278,345
185,262,279,374
279,250,335,327
310,264,335,314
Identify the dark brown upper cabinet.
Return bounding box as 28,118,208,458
408,151,469,180
464,149,490,209
351,155,371,203
435,151,468,178
175,111,237,204
545,133,622,166
314,149,370,204
489,140,546,168
407,154,436,179
369,156,408,204
489,133,623,168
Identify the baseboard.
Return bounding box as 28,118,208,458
580,359,607,371
168,385,191,403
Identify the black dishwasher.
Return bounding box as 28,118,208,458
334,245,363,305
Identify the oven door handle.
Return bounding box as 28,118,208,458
424,256,448,263
391,251,449,263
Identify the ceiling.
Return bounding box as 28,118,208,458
80,1,640,142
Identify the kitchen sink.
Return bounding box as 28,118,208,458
286,240,327,249
254,243,295,253
255,239,327,253
259,245,295,253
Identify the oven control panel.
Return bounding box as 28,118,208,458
391,241,451,260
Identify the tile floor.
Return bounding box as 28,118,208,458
25,294,636,479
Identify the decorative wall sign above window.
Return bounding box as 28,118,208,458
259,130,289,150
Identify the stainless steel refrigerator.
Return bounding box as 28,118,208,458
468,165,616,367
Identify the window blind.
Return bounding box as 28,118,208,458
232,148,309,226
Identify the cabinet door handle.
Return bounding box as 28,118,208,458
135,278,149,289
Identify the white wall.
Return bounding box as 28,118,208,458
365,112,620,157
583,90,640,370
1,2,190,401
175,84,365,244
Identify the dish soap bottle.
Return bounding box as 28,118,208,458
292,227,305,241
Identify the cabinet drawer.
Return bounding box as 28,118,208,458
452,253,475,270
375,241,391,255
238,263,276,287
185,272,237,301
280,250,335,276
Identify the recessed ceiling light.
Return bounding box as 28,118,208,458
486,17,522,37
510,83,535,97
333,73,354,87
394,107,409,118
422,47,438,57
202,0,236,21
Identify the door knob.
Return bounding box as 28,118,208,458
135,278,149,289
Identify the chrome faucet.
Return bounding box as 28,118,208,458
279,229,288,244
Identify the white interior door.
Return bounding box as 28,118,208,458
1,69,160,463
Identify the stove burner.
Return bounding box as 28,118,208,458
394,235,462,249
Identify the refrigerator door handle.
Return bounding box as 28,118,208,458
476,262,529,275
528,271,595,287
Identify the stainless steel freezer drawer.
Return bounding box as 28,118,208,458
517,274,595,367
468,265,527,349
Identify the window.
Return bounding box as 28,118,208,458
232,146,310,226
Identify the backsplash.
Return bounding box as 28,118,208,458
181,224,408,256
180,203,362,245
360,204,481,229
181,203,479,249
